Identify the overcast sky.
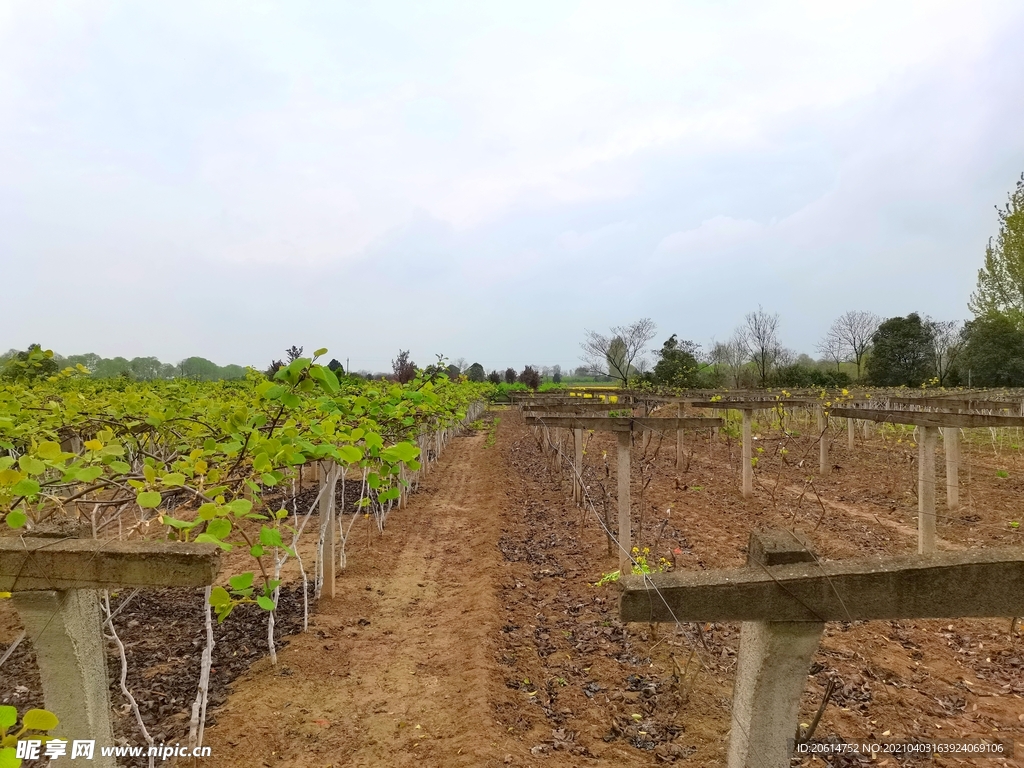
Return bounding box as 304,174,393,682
3,1,1024,373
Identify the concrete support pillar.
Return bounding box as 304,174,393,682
728,620,824,768
816,406,829,475
943,427,959,511
12,590,117,768
318,462,337,598
918,426,938,554
847,418,855,452
727,532,822,768
617,431,631,574
573,428,583,503
676,402,685,470
741,409,753,499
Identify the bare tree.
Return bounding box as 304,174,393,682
710,337,745,388
815,329,845,372
737,306,781,387
825,310,880,380
580,318,657,386
930,320,964,386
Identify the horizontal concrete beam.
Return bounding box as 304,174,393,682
829,406,1024,428
885,396,1020,412
524,415,723,432
519,401,630,411
0,538,222,591
619,546,1024,624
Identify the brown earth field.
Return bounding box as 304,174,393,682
3,405,1024,767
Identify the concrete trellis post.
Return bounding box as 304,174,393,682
816,405,829,475
573,428,584,503
676,402,685,469
318,461,339,598
523,414,722,573
741,409,753,498
847,417,855,452
616,431,632,573
619,530,1024,768
942,426,959,511
1,539,221,767
830,406,1024,552
918,426,938,554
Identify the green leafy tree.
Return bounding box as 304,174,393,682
959,314,1024,386
466,362,485,382
866,313,935,386
651,335,702,388
487,370,501,384
177,357,221,381
969,172,1024,326
504,367,516,384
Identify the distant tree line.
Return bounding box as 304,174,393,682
0,345,249,382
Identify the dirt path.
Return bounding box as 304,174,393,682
203,430,521,768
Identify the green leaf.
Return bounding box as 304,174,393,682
226,498,252,516
259,526,284,548
252,453,271,472
161,472,186,487
229,572,254,591
197,503,219,520
6,510,27,529
275,508,289,519
160,515,195,530
108,460,131,474
206,518,231,539
337,445,362,464
261,472,279,487
194,533,233,551
257,596,276,611
22,708,58,731
381,442,420,464
367,472,381,489
18,456,45,475
314,348,328,357
36,441,62,460
136,491,162,509
280,392,302,409
0,705,16,730
249,544,265,557
74,466,103,483
209,586,231,607
11,479,39,497
0,746,20,768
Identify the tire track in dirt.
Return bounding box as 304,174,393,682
203,431,522,768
